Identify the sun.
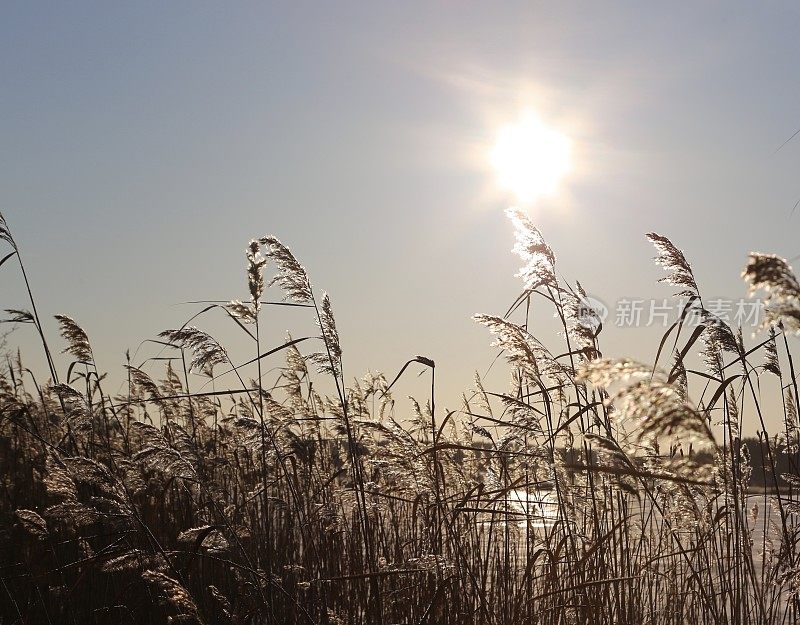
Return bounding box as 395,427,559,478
490,112,571,204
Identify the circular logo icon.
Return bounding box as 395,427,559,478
576,295,608,331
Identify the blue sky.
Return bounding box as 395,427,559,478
2,2,800,427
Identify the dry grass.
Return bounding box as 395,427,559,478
1,208,800,624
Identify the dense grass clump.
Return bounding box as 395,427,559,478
1,208,800,624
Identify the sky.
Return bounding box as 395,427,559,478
2,1,800,430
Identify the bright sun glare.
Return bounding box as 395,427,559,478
491,113,571,204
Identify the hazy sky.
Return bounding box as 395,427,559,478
2,2,800,427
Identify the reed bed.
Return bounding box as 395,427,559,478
1,208,800,624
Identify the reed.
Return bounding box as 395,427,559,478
1,207,799,624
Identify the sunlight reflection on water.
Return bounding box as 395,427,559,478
507,489,559,528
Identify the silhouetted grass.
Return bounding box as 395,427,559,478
1,208,799,624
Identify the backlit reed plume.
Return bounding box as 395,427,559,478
506,206,556,289
310,293,342,376
260,235,313,304
646,232,699,297
54,314,94,364
159,326,229,375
